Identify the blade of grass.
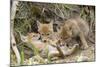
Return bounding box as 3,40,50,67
20,46,24,65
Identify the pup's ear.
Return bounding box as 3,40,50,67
57,25,62,33
49,20,53,28
37,20,41,27
20,34,28,42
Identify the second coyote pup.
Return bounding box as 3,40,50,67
58,17,89,49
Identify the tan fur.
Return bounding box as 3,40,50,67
20,32,46,51
27,32,40,42
37,22,53,42
58,17,89,49
37,21,79,57
20,32,47,63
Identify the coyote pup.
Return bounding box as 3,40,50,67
37,21,54,43
20,32,46,50
20,32,47,63
58,17,89,49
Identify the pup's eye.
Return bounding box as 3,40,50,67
69,27,72,30
33,35,37,37
41,34,44,35
33,35,35,37
47,33,49,35
38,32,40,34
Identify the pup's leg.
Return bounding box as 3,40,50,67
79,32,89,49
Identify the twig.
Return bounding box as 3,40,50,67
11,0,20,65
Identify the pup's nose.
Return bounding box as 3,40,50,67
43,40,47,42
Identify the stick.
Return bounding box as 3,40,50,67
11,0,20,65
